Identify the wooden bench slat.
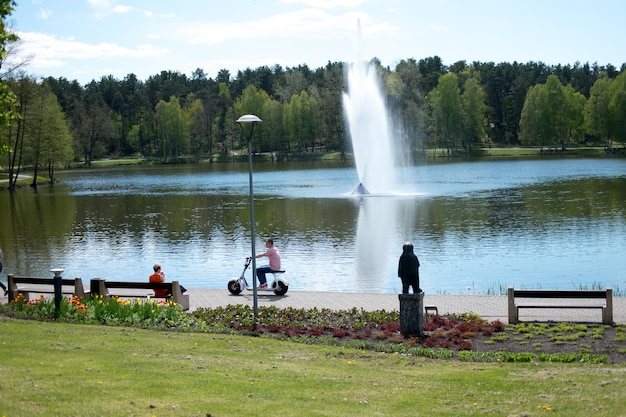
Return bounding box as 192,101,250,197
7,275,89,301
101,281,173,290
513,290,607,299
518,305,604,309
10,277,78,286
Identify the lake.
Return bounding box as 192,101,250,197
1,157,625,294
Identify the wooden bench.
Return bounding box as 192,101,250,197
7,275,89,302
89,279,189,310
508,287,613,325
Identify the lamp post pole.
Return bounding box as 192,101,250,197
51,268,65,319
236,114,262,321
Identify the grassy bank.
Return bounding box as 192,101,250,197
467,145,609,158
1,318,624,417
0,174,51,190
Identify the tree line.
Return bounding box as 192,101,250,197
2,3,626,190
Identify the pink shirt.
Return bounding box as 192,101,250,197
266,246,281,271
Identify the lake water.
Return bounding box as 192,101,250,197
1,158,625,294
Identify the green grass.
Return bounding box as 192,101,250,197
0,174,50,189
89,157,147,167
1,318,625,417
468,145,607,158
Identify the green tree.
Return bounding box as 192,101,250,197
155,96,187,159
260,98,283,158
27,82,73,185
233,85,269,153
185,94,208,159
118,73,149,155
537,75,567,151
3,75,37,188
519,84,542,146
215,82,232,155
316,62,345,160
429,73,462,154
1,77,72,188
388,59,427,160
72,99,116,166
608,71,626,148
0,0,18,155
585,74,613,147
561,84,586,150
520,75,585,151
283,91,318,153
460,75,487,152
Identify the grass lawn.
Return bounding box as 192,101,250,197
468,145,607,158
1,318,624,417
90,158,147,167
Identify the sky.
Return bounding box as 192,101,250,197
6,0,626,85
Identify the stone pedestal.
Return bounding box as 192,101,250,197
398,292,424,336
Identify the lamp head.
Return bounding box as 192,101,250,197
236,114,262,124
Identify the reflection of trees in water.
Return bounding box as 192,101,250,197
3,189,77,275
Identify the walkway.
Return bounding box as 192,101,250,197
2,288,623,324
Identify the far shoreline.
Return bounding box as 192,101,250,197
2,144,622,191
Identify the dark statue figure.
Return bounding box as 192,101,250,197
397,243,420,294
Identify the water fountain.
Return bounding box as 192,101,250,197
343,21,397,195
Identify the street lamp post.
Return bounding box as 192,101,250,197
236,114,262,320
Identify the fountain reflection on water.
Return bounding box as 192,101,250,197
342,21,417,289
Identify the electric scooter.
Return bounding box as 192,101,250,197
227,257,289,296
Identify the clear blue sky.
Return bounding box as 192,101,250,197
8,0,625,85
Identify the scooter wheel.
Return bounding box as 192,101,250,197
228,279,242,295
273,281,288,296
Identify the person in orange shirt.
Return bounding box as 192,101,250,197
149,263,169,297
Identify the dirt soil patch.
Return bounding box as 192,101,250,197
251,313,626,364
469,322,626,364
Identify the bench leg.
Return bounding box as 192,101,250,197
602,308,610,325
424,305,438,316
507,288,518,324
13,291,30,301
603,289,613,325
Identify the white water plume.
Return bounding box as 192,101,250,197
343,20,397,194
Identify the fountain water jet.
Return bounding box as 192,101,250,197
343,21,397,195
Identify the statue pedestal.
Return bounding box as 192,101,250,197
398,292,424,336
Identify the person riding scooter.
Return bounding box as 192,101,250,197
254,238,281,289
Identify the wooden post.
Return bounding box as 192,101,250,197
507,287,518,324
7,274,17,301
604,288,613,325
171,281,190,310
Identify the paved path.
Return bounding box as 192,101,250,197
188,289,626,324
2,287,623,324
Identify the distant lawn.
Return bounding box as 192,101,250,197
469,145,606,158
85,158,147,167
1,318,624,417
0,174,49,189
